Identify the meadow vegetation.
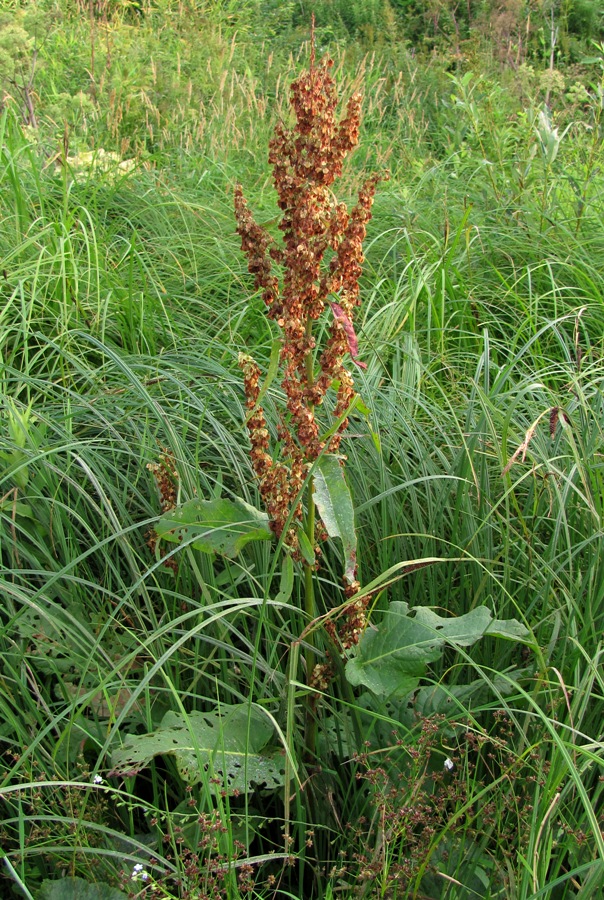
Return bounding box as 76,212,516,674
1,2,604,898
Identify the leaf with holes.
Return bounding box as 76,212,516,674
110,704,285,796
155,497,273,557
12,602,93,674
39,877,127,899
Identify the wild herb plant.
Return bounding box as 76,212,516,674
2,5,604,899
234,30,383,758
151,22,534,858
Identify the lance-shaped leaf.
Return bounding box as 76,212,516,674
110,705,285,796
155,497,272,558
243,338,282,424
345,602,529,698
331,302,367,369
313,454,357,584
275,553,294,604
295,522,316,567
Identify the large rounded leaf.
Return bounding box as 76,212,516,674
346,602,529,698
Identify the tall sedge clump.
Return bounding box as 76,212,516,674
235,31,382,621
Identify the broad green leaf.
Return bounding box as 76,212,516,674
313,454,357,584
411,605,493,646
414,681,490,718
13,602,92,674
353,394,371,416
0,449,29,489
420,836,498,899
486,618,532,642
0,499,34,518
39,877,126,899
110,704,285,796
345,602,529,698
156,497,272,557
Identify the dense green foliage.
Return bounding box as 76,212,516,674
1,1,603,898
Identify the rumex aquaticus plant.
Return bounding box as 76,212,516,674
149,28,386,768
152,27,530,785
234,29,385,722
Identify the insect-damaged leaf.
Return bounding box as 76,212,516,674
345,602,530,698
39,877,127,900
313,454,357,585
155,497,272,557
110,705,285,796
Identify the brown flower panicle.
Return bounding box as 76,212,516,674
235,34,385,562
146,449,179,573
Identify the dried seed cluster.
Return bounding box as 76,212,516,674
337,712,549,894
146,449,179,573
235,35,384,556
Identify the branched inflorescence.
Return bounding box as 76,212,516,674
235,34,384,567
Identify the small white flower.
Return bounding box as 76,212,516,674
444,757,455,772
93,774,103,784
131,863,149,881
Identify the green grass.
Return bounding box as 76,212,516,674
1,4,604,898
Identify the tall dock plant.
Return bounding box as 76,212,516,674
154,25,529,777
152,27,384,766
234,28,382,745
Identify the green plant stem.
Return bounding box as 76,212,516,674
303,488,317,761
303,315,317,760
304,489,316,638
575,69,603,236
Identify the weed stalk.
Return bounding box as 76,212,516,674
234,22,384,758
